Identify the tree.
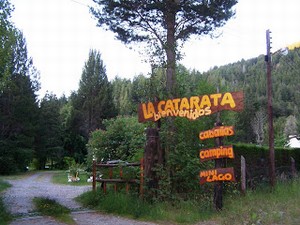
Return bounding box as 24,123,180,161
74,50,116,137
36,93,65,169
0,0,14,89
0,1,40,173
251,109,266,146
111,77,133,115
91,0,237,97
284,115,298,138
87,116,146,166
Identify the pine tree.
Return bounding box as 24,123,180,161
74,50,116,137
0,1,40,173
91,0,237,97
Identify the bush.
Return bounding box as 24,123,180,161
87,116,146,167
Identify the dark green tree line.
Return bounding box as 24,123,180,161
0,0,40,174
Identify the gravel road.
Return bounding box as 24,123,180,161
2,171,158,225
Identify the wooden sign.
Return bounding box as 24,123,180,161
199,145,234,162
199,167,235,185
138,91,244,122
199,126,234,140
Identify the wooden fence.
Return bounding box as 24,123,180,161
92,158,144,198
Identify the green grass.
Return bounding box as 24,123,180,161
76,179,300,225
52,171,90,186
76,190,214,224
217,179,300,225
33,197,75,224
0,179,12,225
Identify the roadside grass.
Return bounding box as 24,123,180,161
0,171,35,181
76,179,300,224
52,170,90,186
0,179,12,225
76,190,215,224
33,197,75,224
218,179,300,225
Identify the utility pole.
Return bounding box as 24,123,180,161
265,29,276,187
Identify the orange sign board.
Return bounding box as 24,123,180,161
199,145,234,162
199,126,234,140
199,167,235,185
138,91,244,122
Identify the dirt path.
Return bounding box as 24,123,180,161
3,171,158,225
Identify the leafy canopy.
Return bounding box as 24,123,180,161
91,0,237,57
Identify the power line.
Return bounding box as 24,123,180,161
69,0,90,7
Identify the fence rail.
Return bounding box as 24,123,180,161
92,158,144,198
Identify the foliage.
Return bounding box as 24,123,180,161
76,190,214,224
111,77,134,115
228,143,300,189
205,47,300,144
72,49,116,138
33,197,74,224
91,0,237,97
66,161,86,180
0,179,12,225
0,1,40,174
35,93,65,169
87,116,146,166
218,179,300,225
0,196,11,225
51,170,89,186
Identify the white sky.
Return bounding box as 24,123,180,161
10,0,300,98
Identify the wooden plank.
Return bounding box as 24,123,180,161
241,156,246,195
95,163,140,167
92,160,96,191
200,167,235,185
95,178,138,183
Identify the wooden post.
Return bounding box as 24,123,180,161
92,160,96,191
241,156,246,195
103,182,107,194
109,168,113,179
120,167,123,178
140,158,144,199
214,121,224,210
291,157,296,178
265,29,276,187
144,128,161,189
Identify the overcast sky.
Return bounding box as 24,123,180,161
10,0,300,98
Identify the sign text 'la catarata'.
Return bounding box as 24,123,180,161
138,91,244,122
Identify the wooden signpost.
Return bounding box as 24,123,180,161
138,91,244,209
138,91,244,122
200,167,235,185
199,125,236,210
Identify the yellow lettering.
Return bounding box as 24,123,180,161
180,98,190,110
210,93,222,106
200,171,207,177
221,92,236,108
142,103,154,119
172,99,180,110
190,96,200,110
199,95,211,108
179,110,185,117
157,101,165,113
165,100,174,111
154,112,161,121
204,107,211,115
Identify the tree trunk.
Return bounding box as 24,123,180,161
165,5,177,98
144,128,163,189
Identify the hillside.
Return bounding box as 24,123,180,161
202,47,300,145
